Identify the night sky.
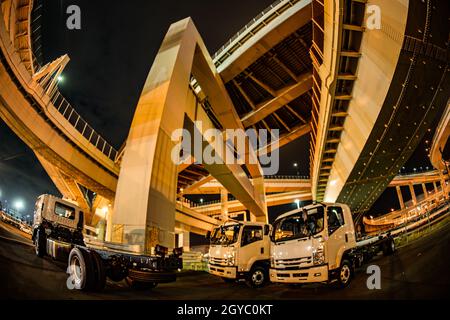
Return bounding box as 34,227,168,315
0,0,437,224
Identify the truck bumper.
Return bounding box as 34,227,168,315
208,264,237,279
269,265,329,283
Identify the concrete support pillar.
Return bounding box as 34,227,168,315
178,231,190,252
106,207,113,242
112,18,266,252
409,184,417,206
433,182,438,194
252,176,268,223
396,186,405,210
220,188,229,221
112,19,200,252
422,184,428,199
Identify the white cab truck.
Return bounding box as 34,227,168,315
207,221,271,288
32,194,183,291
270,203,395,288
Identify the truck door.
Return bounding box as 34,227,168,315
239,225,264,272
326,206,346,270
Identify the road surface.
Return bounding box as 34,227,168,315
0,219,449,300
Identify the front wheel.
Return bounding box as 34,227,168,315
246,266,269,288
335,259,353,289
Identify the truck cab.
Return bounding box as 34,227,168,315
207,221,271,288
270,203,357,287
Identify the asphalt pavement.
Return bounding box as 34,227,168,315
1,219,449,300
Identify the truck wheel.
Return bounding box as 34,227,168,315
336,259,352,288
383,238,395,256
68,247,95,291
90,251,106,291
246,266,268,288
34,229,46,258
126,277,158,290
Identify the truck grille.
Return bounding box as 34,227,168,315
274,256,312,270
209,257,227,266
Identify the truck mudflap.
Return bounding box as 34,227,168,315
269,265,329,283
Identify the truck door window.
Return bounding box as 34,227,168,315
327,206,344,235
241,226,263,247
54,202,75,220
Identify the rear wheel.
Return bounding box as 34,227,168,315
335,259,352,288
246,266,268,288
67,247,95,291
90,251,106,291
34,229,46,258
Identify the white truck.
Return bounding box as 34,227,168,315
207,220,271,288
32,194,183,291
269,203,395,288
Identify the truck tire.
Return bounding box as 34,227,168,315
34,229,46,258
246,265,268,288
68,247,96,291
336,259,352,288
90,250,106,291
383,238,395,256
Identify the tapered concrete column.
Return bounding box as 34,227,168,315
112,19,199,251
220,188,229,221
433,182,438,194
112,18,267,252
422,184,428,199
396,186,405,210
409,184,417,206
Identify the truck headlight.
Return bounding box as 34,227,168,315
226,251,235,266
313,246,325,265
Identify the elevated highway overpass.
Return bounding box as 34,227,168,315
309,0,449,222
1,0,448,251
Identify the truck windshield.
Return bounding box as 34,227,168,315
210,224,241,246
271,206,325,242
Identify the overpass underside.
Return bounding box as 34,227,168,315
311,0,449,220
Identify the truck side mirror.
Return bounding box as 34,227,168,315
205,230,211,240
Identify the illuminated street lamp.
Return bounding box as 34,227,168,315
294,199,300,209
57,75,64,82
293,162,299,176
13,199,24,217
